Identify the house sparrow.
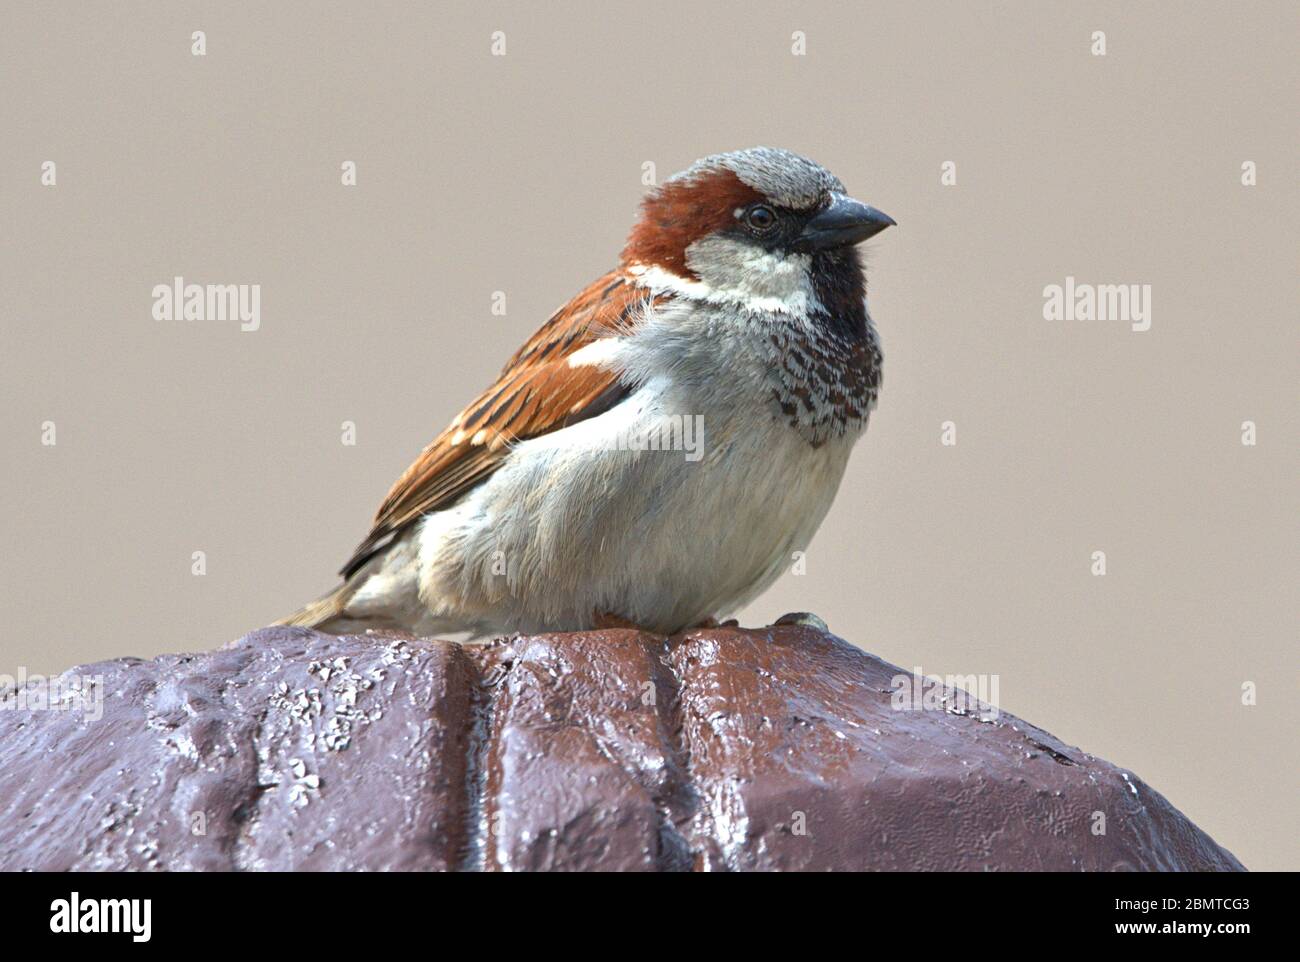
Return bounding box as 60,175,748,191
281,147,894,637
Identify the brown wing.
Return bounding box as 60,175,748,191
341,270,654,578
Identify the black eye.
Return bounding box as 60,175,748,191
745,205,776,231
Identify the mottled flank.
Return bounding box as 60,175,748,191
0,625,1245,871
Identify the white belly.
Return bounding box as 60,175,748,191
413,378,856,635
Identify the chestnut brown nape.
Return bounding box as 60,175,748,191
621,168,763,279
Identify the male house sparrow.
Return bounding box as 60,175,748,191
281,147,894,637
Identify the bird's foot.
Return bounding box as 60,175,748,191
773,611,830,633
592,610,654,632
688,616,740,630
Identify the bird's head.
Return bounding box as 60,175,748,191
621,147,894,319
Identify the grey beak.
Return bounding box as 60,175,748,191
798,194,895,251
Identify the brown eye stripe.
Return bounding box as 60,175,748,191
621,168,764,279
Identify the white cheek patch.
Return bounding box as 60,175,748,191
737,246,806,283
629,236,823,316
627,263,711,300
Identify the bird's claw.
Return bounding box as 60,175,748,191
773,611,829,633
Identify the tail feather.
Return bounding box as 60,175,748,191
274,583,354,630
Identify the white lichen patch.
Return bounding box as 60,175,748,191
252,650,397,815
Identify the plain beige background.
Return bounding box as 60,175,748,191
2,1,1295,870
